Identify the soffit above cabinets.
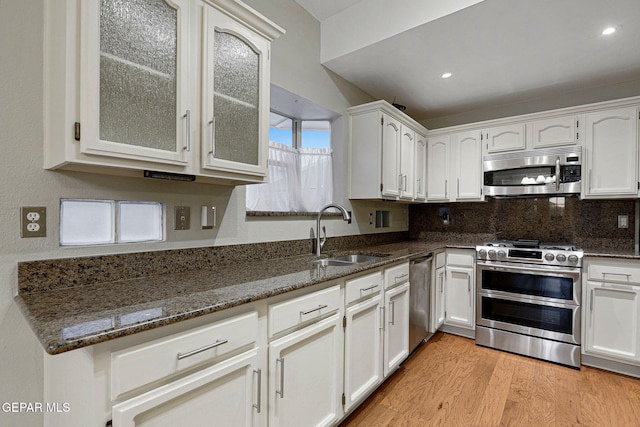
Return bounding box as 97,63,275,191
296,0,640,126
294,0,362,21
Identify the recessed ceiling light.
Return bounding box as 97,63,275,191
602,26,620,35
441,72,452,79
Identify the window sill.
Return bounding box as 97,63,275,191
246,211,342,218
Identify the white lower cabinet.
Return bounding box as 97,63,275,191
344,293,384,412
268,314,343,427
383,282,410,376
444,266,475,329
431,249,476,337
583,257,640,367
104,310,265,427
585,281,640,363
112,349,262,426
432,266,446,332
343,271,384,412
54,265,416,426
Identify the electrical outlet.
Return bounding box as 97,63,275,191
618,214,629,229
21,206,46,238
175,206,190,230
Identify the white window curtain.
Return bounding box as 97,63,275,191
246,141,333,212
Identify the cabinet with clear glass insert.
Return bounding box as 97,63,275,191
44,0,283,184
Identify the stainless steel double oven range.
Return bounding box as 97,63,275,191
475,240,583,368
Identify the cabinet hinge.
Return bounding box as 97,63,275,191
342,393,346,406
637,181,639,190
381,115,384,126
105,421,112,427
74,122,81,141
380,183,383,192
343,315,347,328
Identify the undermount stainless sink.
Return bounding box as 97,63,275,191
309,254,386,267
330,254,383,263
309,259,356,267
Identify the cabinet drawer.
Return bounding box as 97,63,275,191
435,252,446,269
384,262,410,289
587,260,640,284
345,271,382,305
446,250,475,267
269,285,341,337
111,311,258,399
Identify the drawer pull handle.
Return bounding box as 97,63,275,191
389,300,396,325
253,368,262,413
276,358,285,398
300,304,328,316
602,272,632,281
360,284,379,292
394,273,409,281
176,338,228,360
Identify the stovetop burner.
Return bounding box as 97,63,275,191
477,239,583,267
483,240,580,251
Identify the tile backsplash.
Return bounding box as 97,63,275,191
409,197,636,250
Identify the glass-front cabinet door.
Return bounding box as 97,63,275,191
80,0,191,166
201,5,270,178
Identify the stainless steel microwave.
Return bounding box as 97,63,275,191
483,146,581,197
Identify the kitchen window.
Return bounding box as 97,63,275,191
246,112,333,213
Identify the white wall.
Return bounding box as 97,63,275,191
0,1,407,425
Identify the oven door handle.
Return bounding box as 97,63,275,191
555,156,561,191
477,261,580,277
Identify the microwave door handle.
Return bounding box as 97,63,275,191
555,156,561,191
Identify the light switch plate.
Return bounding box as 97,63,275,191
175,206,190,230
201,206,216,229
21,206,46,238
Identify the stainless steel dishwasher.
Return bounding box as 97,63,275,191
409,254,433,353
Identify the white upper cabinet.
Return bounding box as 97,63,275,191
483,123,526,153
426,135,449,201
583,107,639,198
381,113,402,198
44,0,283,184
201,4,270,178
414,133,427,201
399,125,416,200
348,101,428,201
451,130,483,201
80,0,192,166
531,115,579,148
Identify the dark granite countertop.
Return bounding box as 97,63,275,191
15,236,639,355
16,240,470,355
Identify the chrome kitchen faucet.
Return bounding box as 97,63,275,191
316,204,351,256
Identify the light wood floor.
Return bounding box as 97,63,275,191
339,332,640,427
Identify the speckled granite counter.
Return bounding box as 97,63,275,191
15,233,639,355
16,239,476,355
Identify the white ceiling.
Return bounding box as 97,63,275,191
295,0,640,127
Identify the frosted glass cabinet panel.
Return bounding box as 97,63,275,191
202,5,270,176
80,0,191,165
99,0,178,152
44,0,283,184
